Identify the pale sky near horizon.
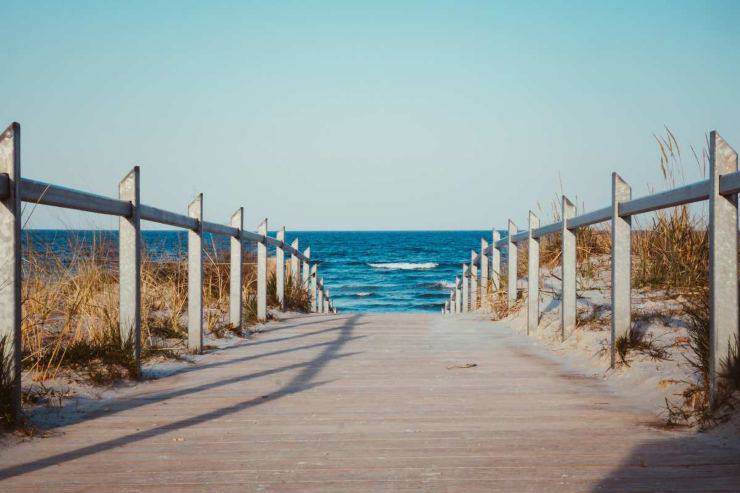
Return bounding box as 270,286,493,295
3,1,740,231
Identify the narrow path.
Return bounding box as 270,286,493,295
1,313,739,492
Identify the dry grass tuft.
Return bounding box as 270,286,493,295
0,232,315,428
0,336,17,429
254,262,314,324
667,289,739,428
632,207,708,294
267,272,312,312
18,234,312,386
639,130,734,425
614,327,671,367
486,272,523,320
633,130,709,295
538,194,611,281
21,237,131,383
504,129,734,427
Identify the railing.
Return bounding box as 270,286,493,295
443,130,739,406
0,122,336,415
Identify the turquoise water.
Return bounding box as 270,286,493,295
25,230,496,313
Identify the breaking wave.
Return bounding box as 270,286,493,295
423,280,455,290
368,262,438,270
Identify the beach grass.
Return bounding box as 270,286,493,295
0,336,16,429
0,233,312,428
267,271,312,313
487,130,738,426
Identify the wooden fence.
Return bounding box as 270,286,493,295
0,122,336,416
444,130,739,406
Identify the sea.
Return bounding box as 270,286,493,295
24,230,498,313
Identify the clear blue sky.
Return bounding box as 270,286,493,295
3,1,739,231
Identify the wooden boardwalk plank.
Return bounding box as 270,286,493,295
1,312,739,492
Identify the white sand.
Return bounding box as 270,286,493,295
491,260,740,437
6,309,299,442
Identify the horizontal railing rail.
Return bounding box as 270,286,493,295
0,176,312,262
19,177,133,217
0,122,336,417
444,130,739,408
475,173,740,252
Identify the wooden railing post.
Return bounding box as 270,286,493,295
708,131,739,405
0,122,21,416
310,265,318,312
276,226,286,309
230,207,243,331
470,251,478,310
324,289,331,314
318,279,325,313
119,166,141,374
507,220,518,307
491,231,501,290
611,173,632,368
527,211,540,336
462,264,469,313
480,239,489,310
257,219,268,322
561,196,576,341
187,194,203,353
302,247,311,288
290,239,300,281
455,277,462,313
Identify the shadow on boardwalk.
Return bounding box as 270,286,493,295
592,433,740,491
0,313,363,481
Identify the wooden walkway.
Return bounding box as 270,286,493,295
1,313,739,492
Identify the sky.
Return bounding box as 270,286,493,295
2,0,740,231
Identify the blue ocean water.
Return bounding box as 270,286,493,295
24,230,494,313
290,231,491,313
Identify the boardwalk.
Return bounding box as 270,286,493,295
1,313,739,492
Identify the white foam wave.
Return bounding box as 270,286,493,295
368,262,438,270
355,292,373,297
433,281,456,289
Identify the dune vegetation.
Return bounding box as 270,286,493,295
1,235,311,429
485,130,738,427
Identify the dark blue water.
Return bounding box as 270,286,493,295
24,230,492,313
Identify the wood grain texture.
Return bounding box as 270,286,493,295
1,313,739,492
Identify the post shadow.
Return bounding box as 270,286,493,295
0,314,363,480
590,433,740,491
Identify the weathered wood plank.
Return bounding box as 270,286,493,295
1,313,738,492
